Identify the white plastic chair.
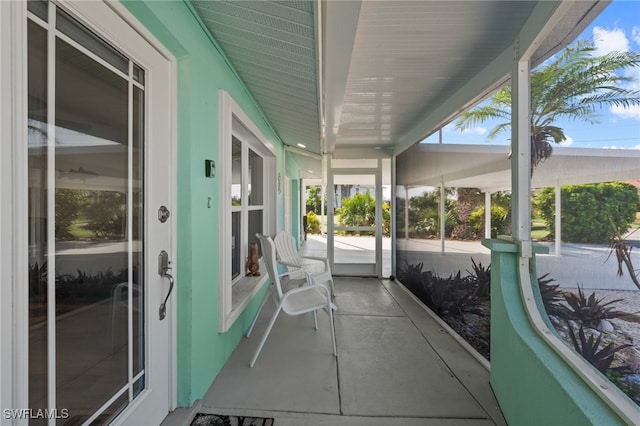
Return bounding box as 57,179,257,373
246,233,337,368
273,230,336,297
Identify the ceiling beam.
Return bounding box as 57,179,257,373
323,0,362,155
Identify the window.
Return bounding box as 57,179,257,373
219,91,276,332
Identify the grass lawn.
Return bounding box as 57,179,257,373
69,220,94,239
531,218,550,240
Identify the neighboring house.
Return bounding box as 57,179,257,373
1,1,637,425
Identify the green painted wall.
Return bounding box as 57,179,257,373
122,0,287,406
484,239,626,425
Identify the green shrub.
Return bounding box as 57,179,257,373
469,206,510,238
536,182,640,243
306,211,320,234
382,201,391,237
337,190,375,227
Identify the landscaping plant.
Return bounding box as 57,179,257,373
567,325,631,374
560,285,630,328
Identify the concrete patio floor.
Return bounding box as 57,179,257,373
162,277,506,426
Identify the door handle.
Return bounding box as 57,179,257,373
158,250,174,320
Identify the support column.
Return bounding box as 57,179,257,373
404,185,409,240
555,181,561,257
320,184,326,237
511,56,532,245
440,179,445,254
485,191,492,239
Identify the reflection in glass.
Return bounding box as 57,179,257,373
132,87,145,383
56,8,128,74
28,19,48,418
27,0,48,22
248,149,263,205
248,210,263,257
232,212,241,280
28,6,147,423
55,34,128,422
232,137,242,206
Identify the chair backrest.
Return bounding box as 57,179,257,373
256,233,284,299
273,231,301,266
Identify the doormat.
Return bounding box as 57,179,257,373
191,413,274,426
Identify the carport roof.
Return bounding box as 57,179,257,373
396,143,640,192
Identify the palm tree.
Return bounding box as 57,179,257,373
456,41,640,173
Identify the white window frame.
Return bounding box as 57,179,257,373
1,0,28,413
219,91,275,333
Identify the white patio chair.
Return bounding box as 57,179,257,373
273,230,336,297
246,233,337,368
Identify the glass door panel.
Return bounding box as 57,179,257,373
27,6,147,424
328,168,382,277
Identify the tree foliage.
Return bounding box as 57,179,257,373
306,185,323,213
535,182,640,243
455,41,640,172
85,191,127,238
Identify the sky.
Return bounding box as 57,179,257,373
423,0,640,150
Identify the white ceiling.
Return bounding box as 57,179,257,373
191,0,609,177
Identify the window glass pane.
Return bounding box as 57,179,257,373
248,149,263,206
132,86,145,379
28,19,49,416
248,210,263,257
55,35,129,419
27,0,48,22
232,137,242,206
56,8,128,74
232,212,241,280
133,63,145,85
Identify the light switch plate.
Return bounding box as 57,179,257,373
205,159,215,178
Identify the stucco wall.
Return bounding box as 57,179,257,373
122,0,286,406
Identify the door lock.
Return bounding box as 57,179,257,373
158,250,174,320
158,206,170,223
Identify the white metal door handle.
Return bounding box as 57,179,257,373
158,250,174,320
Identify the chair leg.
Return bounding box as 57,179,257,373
246,289,271,337
313,311,318,330
329,278,336,298
249,305,282,367
328,303,337,356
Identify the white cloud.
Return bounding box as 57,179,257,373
610,104,640,120
558,135,573,146
603,145,640,150
458,126,487,135
633,27,640,47
592,26,629,55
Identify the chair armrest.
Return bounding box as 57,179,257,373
279,260,303,269
300,256,331,268
277,269,312,282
